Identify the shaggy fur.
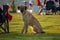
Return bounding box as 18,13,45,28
19,5,45,34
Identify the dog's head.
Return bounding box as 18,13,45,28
18,5,27,13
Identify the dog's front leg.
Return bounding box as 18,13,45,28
21,21,28,34
21,21,26,34
24,22,28,34
21,26,25,34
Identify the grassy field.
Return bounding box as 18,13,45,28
0,13,60,40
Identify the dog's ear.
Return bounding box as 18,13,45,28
18,6,23,13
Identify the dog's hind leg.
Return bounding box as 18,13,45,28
38,24,45,33
33,25,45,34
32,25,40,33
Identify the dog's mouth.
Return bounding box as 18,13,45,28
20,9,24,13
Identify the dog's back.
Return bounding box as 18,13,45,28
23,11,40,26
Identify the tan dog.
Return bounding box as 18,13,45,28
19,5,45,34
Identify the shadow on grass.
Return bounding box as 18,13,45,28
0,32,60,37
0,32,60,40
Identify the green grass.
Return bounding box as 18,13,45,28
0,13,60,40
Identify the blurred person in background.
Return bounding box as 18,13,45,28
36,0,45,15
46,0,56,15
54,0,59,12
28,0,34,13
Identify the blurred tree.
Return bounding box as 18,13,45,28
11,0,16,13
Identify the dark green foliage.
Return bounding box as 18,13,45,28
11,0,16,13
